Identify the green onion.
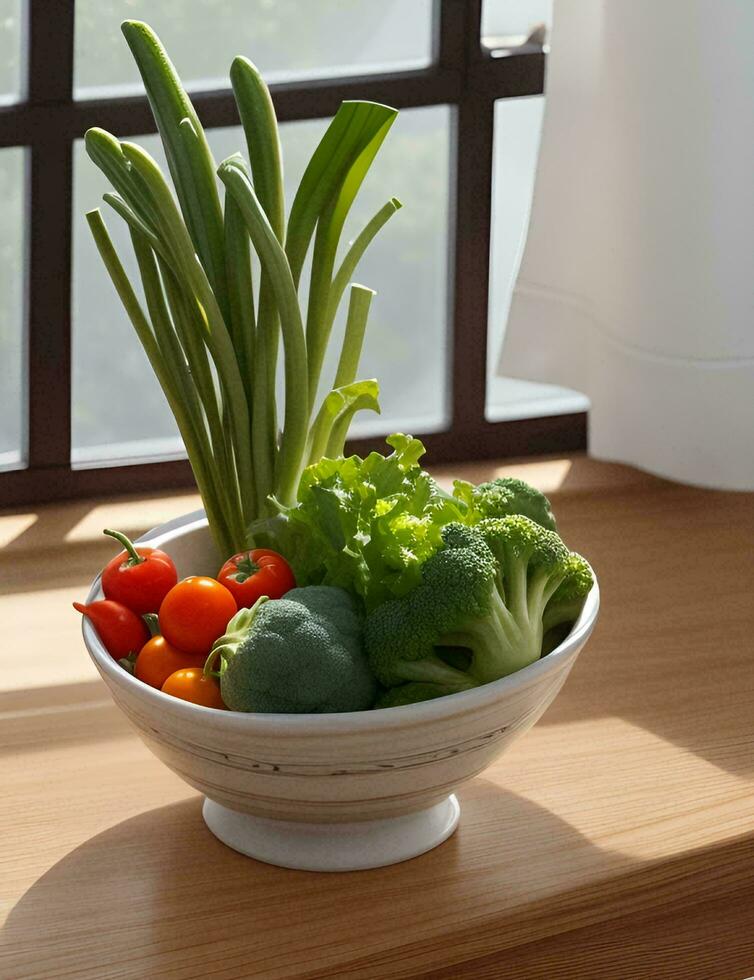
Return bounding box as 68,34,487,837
85,21,400,552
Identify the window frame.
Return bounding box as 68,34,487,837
0,0,585,508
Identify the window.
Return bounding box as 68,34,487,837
0,0,586,508
0,0,23,104
0,147,25,469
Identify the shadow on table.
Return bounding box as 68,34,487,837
3,785,630,977
537,480,754,781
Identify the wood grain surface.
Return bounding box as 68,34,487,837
2,455,754,979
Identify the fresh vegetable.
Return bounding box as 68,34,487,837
101,528,178,614
217,548,295,607
85,21,401,558
452,477,557,531
274,434,462,612
207,586,377,713
73,599,150,660
542,556,595,633
159,576,237,655
365,519,592,705
135,634,206,689
272,434,565,617
162,667,226,709
375,682,463,709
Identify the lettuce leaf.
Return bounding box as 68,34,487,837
277,434,463,611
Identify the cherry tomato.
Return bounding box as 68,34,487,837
161,667,226,709
135,635,206,689
217,549,295,607
159,576,237,656
73,599,150,660
101,528,178,615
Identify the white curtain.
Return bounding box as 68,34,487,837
498,0,754,490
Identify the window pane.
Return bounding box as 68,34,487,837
72,132,182,466
0,0,23,104
486,97,588,422
481,0,552,44
74,0,434,98
0,147,26,469
72,105,450,463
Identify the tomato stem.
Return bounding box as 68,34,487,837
104,528,146,566
143,612,160,636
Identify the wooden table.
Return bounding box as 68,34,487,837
2,455,754,979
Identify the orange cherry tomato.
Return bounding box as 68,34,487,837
134,635,206,690
161,667,226,709
217,548,295,608
159,576,237,656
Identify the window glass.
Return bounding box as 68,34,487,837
71,132,182,466
0,0,23,104
72,105,451,463
486,97,588,422
0,147,26,469
481,0,552,46
74,0,434,98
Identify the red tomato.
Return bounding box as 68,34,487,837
161,667,226,709
159,576,237,656
101,528,177,615
73,599,150,660
217,549,295,607
135,635,206,689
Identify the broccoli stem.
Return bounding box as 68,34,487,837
392,653,477,690
442,588,540,683
527,567,566,623
543,597,585,634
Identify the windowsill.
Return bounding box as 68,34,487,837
3,454,753,976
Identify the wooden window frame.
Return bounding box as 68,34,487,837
0,0,585,507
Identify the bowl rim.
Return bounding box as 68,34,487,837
83,510,600,734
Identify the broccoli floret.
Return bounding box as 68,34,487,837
209,586,377,713
542,553,594,633
365,523,496,691
453,476,557,530
365,518,592,706
375,682,463,709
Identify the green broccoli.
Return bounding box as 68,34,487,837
542,554,595,633
453,476,557,531
208,586,377,713
375,682,463,709
365,518,592,706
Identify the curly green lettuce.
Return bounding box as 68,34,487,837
273,434,463,611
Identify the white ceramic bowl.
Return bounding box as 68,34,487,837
82,510,599,872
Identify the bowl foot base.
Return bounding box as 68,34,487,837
202,795,460,872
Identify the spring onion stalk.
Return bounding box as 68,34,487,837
231,56,285,463
85,21,401,552
86,210,235,558
307,379,381,467
135,239,247,550
218,157,309,506
306,286,377,466
304,120,396,414
286,102,398,285
223,191,256,403
328,199,402,330
325,384,381,460
332,284,375,389
230,57,284,242
121,20,228,315
121,141,255,515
